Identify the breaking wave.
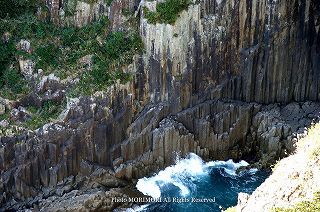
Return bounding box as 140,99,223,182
136,153,268,211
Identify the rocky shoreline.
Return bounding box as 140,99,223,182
1,97,319,211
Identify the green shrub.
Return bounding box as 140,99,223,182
34,43,61,69
103,32,140,57
0,39,29,97
73,31,143,95
0,41,16,78
144,0,191,24
61,27,78,46
105,0,113,6
0,111,10,122
1,3,142,99
0,67,30,99
25,100,65,130
63,0,77,17
0,0,40,18
86,58,111,85
0,0,143,130
1,68,24,92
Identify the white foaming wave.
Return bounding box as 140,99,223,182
136,153,204,198
131,204,149,212
136,177,162,198
136,153,253,198
249,168,258,174
206,159,249,176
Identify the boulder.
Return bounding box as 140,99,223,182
0,120,9,128
17,39,32,53
10,107,31,122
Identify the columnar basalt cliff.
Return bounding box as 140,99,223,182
1,0,320,210
138,0,320,105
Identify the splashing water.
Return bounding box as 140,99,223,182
136,153,269,211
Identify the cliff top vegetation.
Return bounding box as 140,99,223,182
0,1,143,131
143,0,191,24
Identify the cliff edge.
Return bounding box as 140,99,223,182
235,122,320,212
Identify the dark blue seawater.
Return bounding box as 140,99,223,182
136,153,269,212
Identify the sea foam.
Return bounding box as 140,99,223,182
136,153,251,198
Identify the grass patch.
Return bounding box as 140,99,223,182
105,0,113,6
144,0,191,24
0,111,10,121
0,0,40,19
24,100,66,130
272,192,320,212
0,39,29,98
70,31,143,96
294,123,320,159
0,64,30,100
0,1,143,129
1,11,143,97
224,206,236,212
307,125,320,159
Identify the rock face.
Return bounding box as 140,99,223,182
138,0,320,106
1,0,320,210
236,123,320,212
46,0,140,29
